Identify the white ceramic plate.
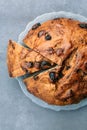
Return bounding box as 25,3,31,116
17,11,87,111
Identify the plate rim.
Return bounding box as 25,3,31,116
17,11,87,111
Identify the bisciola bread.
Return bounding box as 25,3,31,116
7,18,87,105
23,18,87,105
7,40,55,77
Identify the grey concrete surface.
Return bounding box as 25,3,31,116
0,0,87,130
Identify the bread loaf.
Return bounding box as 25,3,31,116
23,18,87,105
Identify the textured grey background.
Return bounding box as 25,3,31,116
0,0,87,130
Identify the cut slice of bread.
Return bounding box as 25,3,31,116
7,40,56,77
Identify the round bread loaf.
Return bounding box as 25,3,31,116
22,18,87,105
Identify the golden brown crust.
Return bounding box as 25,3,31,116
7,40,55,77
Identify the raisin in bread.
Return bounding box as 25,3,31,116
7,40,55,77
